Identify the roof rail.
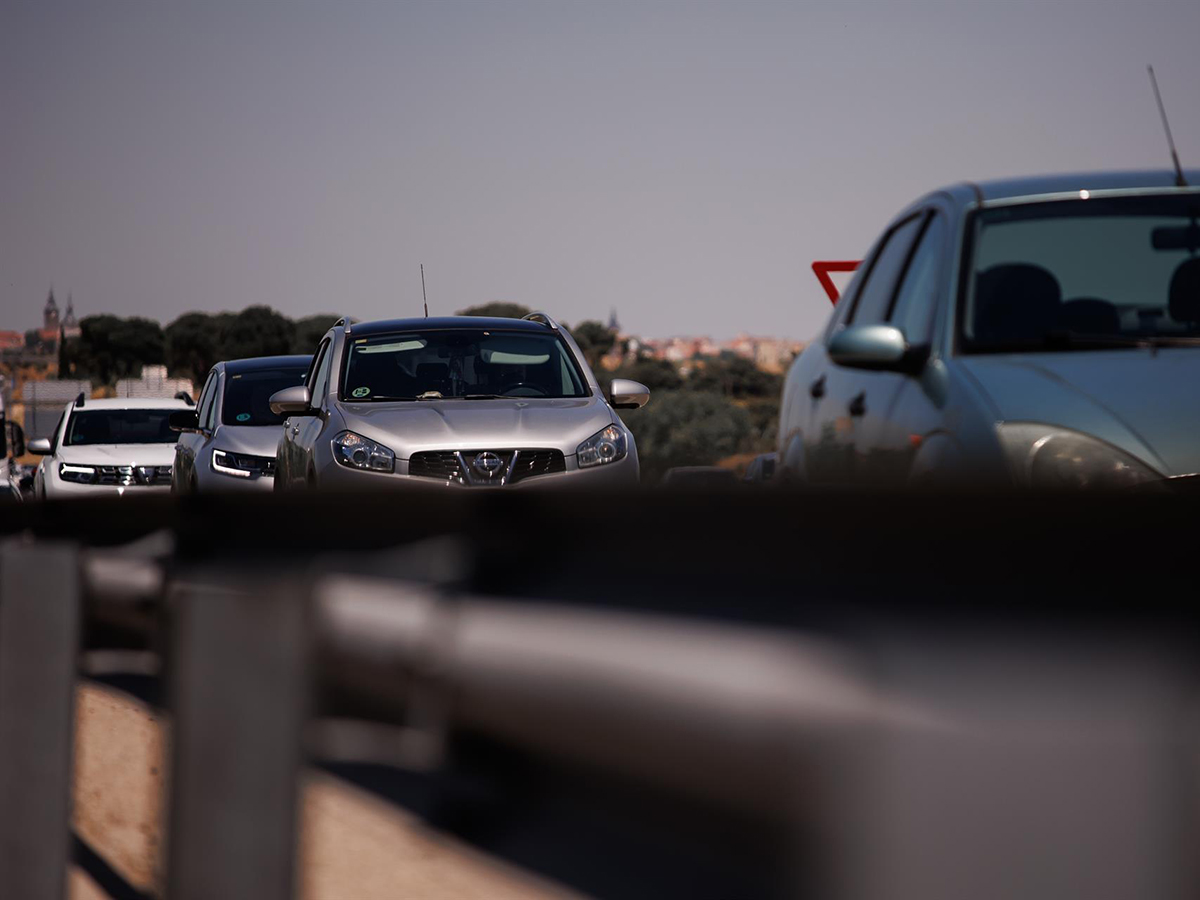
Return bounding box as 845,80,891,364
522,311,560,330
334,315,358,335
75,392,86,408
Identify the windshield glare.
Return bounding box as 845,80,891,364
962,196,1200,352
342,330,588,400
65,409,178,446
221,367,309,426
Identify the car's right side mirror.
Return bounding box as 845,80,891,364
168,410,201,433
609,379,650,410
828,324,929,375
27,438,52,455
269,385,314,416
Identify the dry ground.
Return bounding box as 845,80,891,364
70,682,582,900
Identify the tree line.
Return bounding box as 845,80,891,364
59,302,784,480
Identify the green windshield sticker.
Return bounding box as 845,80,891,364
236,412,251,422
351,386,371,398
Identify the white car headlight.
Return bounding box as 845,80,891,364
577,424,627,468
59,463,97,484
211,449,253,479
996,423,1162,489
332,431,395,473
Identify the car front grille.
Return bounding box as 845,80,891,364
95,465,172,486
408,449,565,485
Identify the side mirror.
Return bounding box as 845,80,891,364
28,438,52,455
169,410,201,433
828,324,929,374
610,378,650,410
269,385,314,416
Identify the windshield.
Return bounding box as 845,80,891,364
64,409,179,446
221,366,309,426
961,195,1200,352
341,329,589,400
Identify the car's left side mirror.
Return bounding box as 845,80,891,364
169,410,200,433
269,385,314,416
610,378,650,409
828,324,929,375
27,438,52,455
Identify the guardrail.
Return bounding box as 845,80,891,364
1,490,1198,900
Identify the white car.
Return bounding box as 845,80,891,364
29,396,192,499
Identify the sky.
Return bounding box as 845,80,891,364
4,0,1200,342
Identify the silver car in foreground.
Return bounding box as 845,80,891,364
779,169,1200,490
271,312,649,489
171,354,311,492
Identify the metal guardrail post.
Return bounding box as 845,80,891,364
166,574,310,900
0,539,80,900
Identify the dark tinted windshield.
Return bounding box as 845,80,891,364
65,409,178,445
342,330,588,400
221,366,309,426
962,195,1200,352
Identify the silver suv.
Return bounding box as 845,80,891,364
271,312,649,489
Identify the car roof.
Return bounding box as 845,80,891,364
70,398,191,410
349,316,555,337
223,354,312,375
921,169,1200,208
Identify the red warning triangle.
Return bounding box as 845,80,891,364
812,260,861,305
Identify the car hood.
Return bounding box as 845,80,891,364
211,424,286,458
337,395,614,458
958,348,1200,476
57,444,179,466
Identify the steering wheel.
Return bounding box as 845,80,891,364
501,382,549,397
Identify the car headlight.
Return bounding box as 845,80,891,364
211,449,253,479
577,424,628,468
59,463,97,484
996,423,1162,489
332,431,395,473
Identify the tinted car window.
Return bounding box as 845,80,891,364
221,367,309,426
889,213,945,341
65,410,179,446
963,195,1200,351
848,214,924,326
343,330,588,400
196,371,218,432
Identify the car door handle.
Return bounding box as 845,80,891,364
809,375,826,399
848,392,866,417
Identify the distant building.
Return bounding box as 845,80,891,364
62,294,81,339
0,332,22,352
607,308,621,332
115,365,193,400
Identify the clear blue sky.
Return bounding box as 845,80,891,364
4,0,1199,341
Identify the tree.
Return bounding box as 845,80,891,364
686,352,781,399
618,390,751,482
608,357,683,393
73,315,165,385
570,320,616,369
292,314,339,355
165,312,228,382
219,306,295,362
456,302,531,319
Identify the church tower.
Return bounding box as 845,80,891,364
44,288,60,332
62,292,81,339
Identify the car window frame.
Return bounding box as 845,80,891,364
885,210,946,343
309,339,334,409
844,212,926,327
195,370,218,435
49,409,67,453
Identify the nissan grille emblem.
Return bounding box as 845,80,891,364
473,451,503,476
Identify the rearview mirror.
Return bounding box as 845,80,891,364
169,410,200,433
269,385,313,416
28,438,52,455
828,325,928,374
610,378,650,410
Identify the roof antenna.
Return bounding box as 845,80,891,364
420,262,429,319
1147,65,1188,187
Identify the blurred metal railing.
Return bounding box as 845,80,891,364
1,490,1199,900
